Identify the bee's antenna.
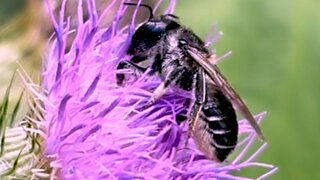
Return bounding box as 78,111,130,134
124,2,154,20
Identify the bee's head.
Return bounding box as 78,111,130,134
125,3,181,57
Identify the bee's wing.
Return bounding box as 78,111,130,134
187,48,265,141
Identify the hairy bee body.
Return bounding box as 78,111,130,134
116,3,263,162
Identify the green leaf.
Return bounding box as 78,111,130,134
9,89,24,127
0,72,16,157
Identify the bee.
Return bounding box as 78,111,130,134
116,3,265,162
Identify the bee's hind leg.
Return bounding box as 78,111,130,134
185,69,206,148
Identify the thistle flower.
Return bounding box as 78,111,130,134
41,0,277,179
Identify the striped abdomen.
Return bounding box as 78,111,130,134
191,80,238,162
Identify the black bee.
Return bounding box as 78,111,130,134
116,3,264,162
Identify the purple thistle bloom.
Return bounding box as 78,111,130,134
43,0,277,179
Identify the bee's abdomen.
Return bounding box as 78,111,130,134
192,87,238,162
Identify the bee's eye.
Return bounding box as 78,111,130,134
178,39,188,46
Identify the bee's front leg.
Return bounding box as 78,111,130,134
116,57,147,86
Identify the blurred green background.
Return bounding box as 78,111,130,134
176,0,320,179
0,0,319,179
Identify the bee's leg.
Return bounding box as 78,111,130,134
190,69,206,130
116,61,130,86
143,67,187,108
116,56,147,86
186,70,206,148
143,82,168,108
184,102,203,149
